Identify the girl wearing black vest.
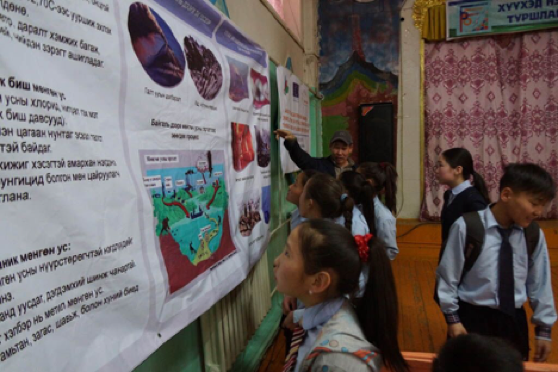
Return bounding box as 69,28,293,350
436,148,490,261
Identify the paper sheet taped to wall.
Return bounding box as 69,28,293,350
277,66,311,173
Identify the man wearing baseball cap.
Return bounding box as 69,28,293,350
274,129,356,177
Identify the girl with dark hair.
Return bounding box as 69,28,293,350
282,173,369,331
435,148,490,260
274,220,408,372
286,170,318,230
282,169,318,346
298,173,369,235
340,170,398,260
357,162,398,214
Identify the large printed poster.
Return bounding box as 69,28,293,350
277,66,310,174
447,0,558,39
0,0,271,370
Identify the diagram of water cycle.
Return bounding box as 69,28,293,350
140,150,235,294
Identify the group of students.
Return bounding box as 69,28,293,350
272,129,557,371
434,149,557,363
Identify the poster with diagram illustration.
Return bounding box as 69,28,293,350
140,150,234,296
0,0,270,371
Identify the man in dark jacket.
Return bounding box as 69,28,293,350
274,129,356,177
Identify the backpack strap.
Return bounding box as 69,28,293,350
460,211,485,283
524,221,540,259
461,214,540,279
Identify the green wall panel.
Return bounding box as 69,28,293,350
134,321,202,372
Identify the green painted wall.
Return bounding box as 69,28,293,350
134,321,203,372
134,61,321,372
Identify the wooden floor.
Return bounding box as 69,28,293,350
257,221,558,372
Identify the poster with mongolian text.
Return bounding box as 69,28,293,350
0,0,271,370
447,0,558,39
277,66,310,174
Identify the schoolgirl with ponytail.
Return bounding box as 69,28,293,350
274,219,408,372
299,173,369,236
435,148,490,260
340,170,398,260
357,162,398,214
282,173,370,330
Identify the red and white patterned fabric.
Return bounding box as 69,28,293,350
421,31,558,220
283,326,306,372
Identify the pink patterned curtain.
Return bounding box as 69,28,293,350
421,31,558,220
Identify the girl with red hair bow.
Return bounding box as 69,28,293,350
273,220,408,372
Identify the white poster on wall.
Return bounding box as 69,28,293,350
277,66,310,174
0,0,270,370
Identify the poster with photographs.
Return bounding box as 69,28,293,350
0,0,270,370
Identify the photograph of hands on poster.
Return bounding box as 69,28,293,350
237,190,262,237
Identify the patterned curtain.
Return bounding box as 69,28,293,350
421,31,558,220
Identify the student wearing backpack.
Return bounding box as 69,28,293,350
435,148,490,261
435,163,557,362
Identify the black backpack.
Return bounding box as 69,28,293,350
459,211,540,283
434,211,540,304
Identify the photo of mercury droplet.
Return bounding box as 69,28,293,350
184,36,223,100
